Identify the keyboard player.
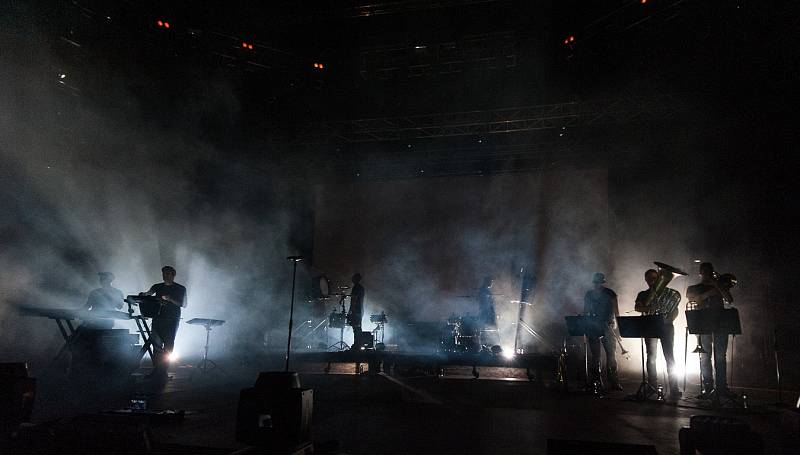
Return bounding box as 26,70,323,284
83,271,125,329
140,265,187,380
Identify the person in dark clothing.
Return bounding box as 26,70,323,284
82,271,125,330
686,262,734,397
85,272,124,312
140,265,187,379
348,273,364,348
478,276,499,346
635,268,681,400
584,272,622,391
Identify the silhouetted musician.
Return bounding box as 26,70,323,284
140,265,187,380
478,276,499,345
348,273,364,347
83,271,124,329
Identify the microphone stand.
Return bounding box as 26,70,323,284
285,256,304,372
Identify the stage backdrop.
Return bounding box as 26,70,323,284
312,168,610,351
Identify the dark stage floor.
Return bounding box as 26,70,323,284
8,353,798,454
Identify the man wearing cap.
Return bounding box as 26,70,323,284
140,266,187,379
83,272,125,329
584,272,623,391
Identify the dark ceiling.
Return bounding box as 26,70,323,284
3,0,796,177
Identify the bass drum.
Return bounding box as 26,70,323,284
328,311,346,329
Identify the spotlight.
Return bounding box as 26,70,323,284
167,351,179,363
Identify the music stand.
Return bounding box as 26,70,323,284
186,318,225,376
685,308,741,406
618,315,665,401
565,315,605,392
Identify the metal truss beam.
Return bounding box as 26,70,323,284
291,94,689,144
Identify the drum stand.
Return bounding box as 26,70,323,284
329,321,349,351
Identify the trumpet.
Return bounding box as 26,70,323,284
611,326,630,360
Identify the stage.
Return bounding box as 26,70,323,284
4,351,795,454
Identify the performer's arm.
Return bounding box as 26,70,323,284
612,295,621,320
634,292,646,313
140,285,156,296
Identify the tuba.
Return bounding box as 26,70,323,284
635,262,688,321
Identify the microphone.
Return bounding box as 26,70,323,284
286,255,304,261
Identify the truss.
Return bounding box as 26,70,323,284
290,94,689,144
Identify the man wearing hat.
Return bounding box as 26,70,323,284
583,272,623,391
140,265,187,380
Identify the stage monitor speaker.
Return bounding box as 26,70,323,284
355,331,374,350
0,362,36,427
547,438,657,455
237,372,313,451
680,415,764,455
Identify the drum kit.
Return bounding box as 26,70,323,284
440,314,485,354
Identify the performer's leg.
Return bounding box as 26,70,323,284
661,323,679,396
602,330,620,388
699,334,714,392
588,337,602,383
713,333,729,394
645,337,659,386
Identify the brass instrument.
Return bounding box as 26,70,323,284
611,327,630,360
635,262,687,321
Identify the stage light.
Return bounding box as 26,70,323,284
167,351,179,363
641,0,647,4
312,63,324,69
157,20,163,27
164,22,170,29
242,42,254,50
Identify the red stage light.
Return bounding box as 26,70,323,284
641,0,647,4
164,22,170,28
248,44,253,49
157,20,163,27
569,35,575,42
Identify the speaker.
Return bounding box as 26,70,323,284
0,362,36,428
679,415,763,455
547,438,657,454
236,372,313,451
355,331,374,350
